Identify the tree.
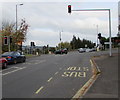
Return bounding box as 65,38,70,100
70,35,95,50
49,47,56,53
1,21,15,52
100,37,107,50
58,42,71,50
70,35,78,49
1,19,29,52
77,37,82,48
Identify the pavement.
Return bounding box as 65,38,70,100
82,52,119,100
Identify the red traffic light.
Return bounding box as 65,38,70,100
68,5,71,13
4,36,8,45
68,5,71,8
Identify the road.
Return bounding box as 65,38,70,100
2,49,118,98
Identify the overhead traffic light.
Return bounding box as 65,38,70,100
98,33,102,39
4,36,8,45
68,5,71,13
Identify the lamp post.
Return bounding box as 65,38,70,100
16,3,23,51
16,3,23,32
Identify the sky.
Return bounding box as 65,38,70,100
0,0,120,47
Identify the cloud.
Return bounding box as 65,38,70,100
2,2,118,47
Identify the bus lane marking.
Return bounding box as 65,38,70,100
62,71,86,78
62,66,89,78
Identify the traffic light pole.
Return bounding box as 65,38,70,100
71,9,112,56
96,25,99,47
8,36,10,52
109,10,112,56
59,31,61,50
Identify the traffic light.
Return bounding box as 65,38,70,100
10,36,12,43
31,42,35,47
118,25,120,31
33,42,35,46
98,33,102,39
4,36,8,45
31,42,33,47
68,5,71,13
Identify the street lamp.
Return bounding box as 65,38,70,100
16,3,23,32
16,3,23,51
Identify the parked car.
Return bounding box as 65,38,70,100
91,48,97,51
54,50,62,54
55,48,68,54
0,57,7,69
78,48,86,53
85,48,93,52
2,51,26,64
61,48,68,54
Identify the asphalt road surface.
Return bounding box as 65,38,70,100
1,49,118,98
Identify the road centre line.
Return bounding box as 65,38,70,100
55,72,58,75
59,68,62,70
2,67,26,76
47,77,53,82
35,86,44,94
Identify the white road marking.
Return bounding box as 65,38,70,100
23,60,46,65
0,66,20,73
47,77,53,82
0,59,46,76
1,67,26,76
55,72,58,75
59,68,62,70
